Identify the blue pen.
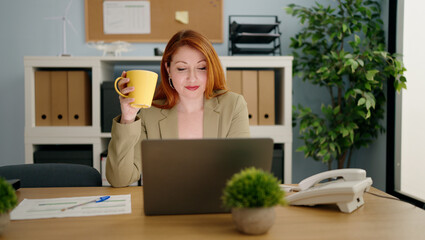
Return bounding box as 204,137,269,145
61,196,110,211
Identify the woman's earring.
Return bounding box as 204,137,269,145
169,77,175,89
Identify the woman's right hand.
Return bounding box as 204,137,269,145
117,71,139,124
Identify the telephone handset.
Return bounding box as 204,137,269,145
298,168,367,191
283,168,372,213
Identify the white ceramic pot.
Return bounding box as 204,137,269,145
231,207,276,235
0,212,10,235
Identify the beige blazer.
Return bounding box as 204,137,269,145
106,91,250,187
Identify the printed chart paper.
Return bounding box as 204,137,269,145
103,1,151,34
10,194,131,220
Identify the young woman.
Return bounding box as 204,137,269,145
106,30,250,187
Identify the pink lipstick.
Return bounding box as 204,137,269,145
186,86,199,91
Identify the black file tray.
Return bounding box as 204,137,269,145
230,22,279,34
229,15,282,56
233,33,280,44
232,47,279,55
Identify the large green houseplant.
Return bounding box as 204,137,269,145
286,0,406,169
222,167,286,235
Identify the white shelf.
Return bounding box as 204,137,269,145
24,56,293,183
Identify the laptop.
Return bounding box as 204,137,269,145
141,138,273,216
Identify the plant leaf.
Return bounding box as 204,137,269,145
358,98,366,106
354,34,361,45
366,70,379,81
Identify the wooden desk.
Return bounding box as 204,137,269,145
1,187,424,240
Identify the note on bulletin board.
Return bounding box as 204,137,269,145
85,0,223,43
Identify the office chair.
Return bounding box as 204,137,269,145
0,163,102,187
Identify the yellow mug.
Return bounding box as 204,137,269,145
114,70,158,108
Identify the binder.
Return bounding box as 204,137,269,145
101,82,121,132
100,151,110,186
226,70,242,94
34,71,52,126
258,70,275,125
242,70,258,125
51,71,69,126
68,71,92,126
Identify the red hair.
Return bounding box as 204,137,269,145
152,30,227,109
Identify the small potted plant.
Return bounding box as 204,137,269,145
222,167,286,235
0,177,18,235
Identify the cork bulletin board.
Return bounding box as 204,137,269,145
85,0,223,43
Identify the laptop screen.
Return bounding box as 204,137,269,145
141,138,273,215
